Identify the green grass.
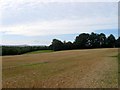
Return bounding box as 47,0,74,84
25,50,54,54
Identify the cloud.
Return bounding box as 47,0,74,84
0,0,118,37
1,16,117,36
0,0,119,12
1,1,117,25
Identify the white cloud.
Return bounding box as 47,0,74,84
1,16,117,36
0,0,119,11
0,0,118,45
0,0,118,37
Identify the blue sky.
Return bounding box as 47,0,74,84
0,0,118,45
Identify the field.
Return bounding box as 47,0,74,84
25,50,54,54
2,48,118,88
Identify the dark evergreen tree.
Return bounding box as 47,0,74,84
74,33,90,49
98,33,107,48
106,34,116,48
115,37,120,47
63,41,73,50
51,39,64,51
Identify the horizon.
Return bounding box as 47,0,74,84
0,1,118,46
1,31,119,46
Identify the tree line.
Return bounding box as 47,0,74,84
2,32,120,56
50,32,120,51
2,46,49,56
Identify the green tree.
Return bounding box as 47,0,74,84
115,37,120,47
106,34,116,48
63,41,73,50
74,33,90,49
51,39,64,51
89,32,100,48
98,33,107,48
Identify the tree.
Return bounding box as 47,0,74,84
106,34,116,48
74,33,90,49
51,39,64,51
98,33,107,48
115,37,120,47
2,46,49,56
2,33,118,55
89,32,100,48
63,41,73,50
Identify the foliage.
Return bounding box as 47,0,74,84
2,32,120,55
51,39,64,51
50,33,120,51
2,46,49,56
25,50,53,54
115,37,120,47
106,34,116,48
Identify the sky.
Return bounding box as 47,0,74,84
0,0,119,46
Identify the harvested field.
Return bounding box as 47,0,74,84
2,48,118,88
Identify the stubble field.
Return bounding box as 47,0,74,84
2,48,118,88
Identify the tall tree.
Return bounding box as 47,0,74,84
115,37,120,47
74,33,90,49
98,33,107,48
51,39,64,51
63,41,73,50
89,32,100,48
106,34,116,48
